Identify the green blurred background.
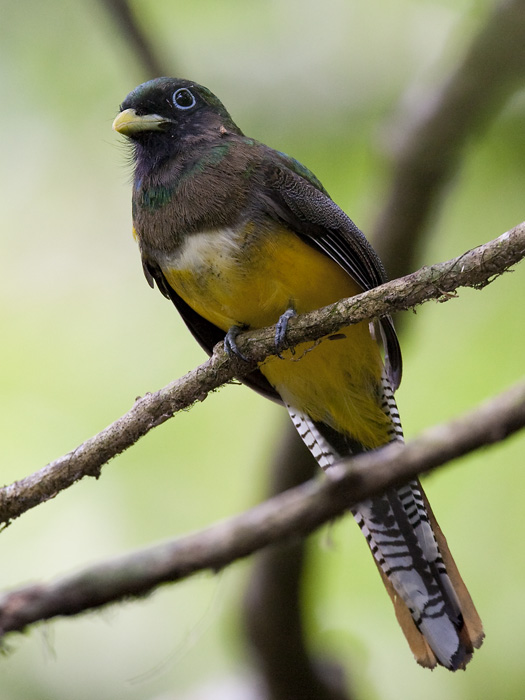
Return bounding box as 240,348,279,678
1,0,524,698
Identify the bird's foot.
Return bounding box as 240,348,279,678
275,308,297,359
224,324,249,362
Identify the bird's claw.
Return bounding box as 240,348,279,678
275,308,297,359
224,324,249,362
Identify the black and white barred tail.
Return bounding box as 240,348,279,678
286,373,484,670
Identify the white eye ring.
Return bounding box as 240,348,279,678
173,88,196,110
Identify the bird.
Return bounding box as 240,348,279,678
113,77,484,670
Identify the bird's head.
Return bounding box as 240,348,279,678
113,77,242,155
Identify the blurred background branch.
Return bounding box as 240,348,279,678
371,0,525,279
101,0,168,78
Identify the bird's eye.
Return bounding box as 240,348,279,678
173,88,196,110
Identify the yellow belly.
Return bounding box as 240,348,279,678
162,224,391,448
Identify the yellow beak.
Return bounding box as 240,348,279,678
112,108,169,135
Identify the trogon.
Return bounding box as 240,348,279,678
113,77,484,670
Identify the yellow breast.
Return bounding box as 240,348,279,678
162,223,391,448
162,223,359,326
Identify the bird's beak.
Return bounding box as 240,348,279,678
112,108,169,135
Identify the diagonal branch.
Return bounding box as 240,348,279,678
0,222,523,527
0,378,524,638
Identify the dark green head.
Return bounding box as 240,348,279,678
113,77,242,148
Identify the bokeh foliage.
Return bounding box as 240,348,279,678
1,1,524,698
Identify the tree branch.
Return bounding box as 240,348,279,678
0,378,523,638
0,222,523,527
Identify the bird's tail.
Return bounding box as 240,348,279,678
287,374,484,670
